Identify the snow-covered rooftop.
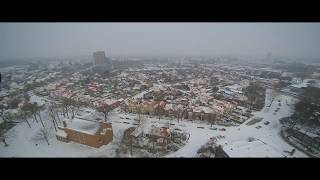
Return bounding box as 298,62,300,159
56,129,67,138
66,118,100,135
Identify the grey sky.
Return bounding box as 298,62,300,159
1,23,320,60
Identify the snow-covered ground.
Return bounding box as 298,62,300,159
0,89,309,157
0,94,130,157
0,110,132,157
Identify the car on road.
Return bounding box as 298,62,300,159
219,128,226,131
255,126,262,129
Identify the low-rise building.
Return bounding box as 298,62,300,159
56,118,113,148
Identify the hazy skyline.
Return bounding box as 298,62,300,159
1,23,320,60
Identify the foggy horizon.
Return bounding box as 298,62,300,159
1,23,320,61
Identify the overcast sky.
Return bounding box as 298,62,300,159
1,23,320,60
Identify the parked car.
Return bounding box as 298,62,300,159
264,121,270,125
210,127,217,130
219,128,226,131
255,126,262,129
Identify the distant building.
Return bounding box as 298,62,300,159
93,51,107,65
92,51,112,73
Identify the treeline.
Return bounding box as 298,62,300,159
292,86,320,126
0,60,30,68
244,82,266,110
274,62,316,80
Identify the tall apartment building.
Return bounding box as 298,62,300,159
92,51,112,73
93,51,107,65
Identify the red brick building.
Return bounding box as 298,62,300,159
56,118,113,148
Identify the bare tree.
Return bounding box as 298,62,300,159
0,112,18,147
65,98,83,119
129,135,133,156
208,114,217,127
48,107,58,132
154,104,162,121
268,89,279,107
35,104,46,128
61,97,72,118
21,102,39,123
33,127,51,146
17,109,32,128
176,106,184,123
48,102,64,131
52,102,64,122
112,131,124,157
136,103,143,123
149,135,158,153
97,103,111,122
0,135,8,146
0,104,4,117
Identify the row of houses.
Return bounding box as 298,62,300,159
49,86,123,110
122,98,235,121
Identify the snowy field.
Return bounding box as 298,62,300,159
0,89,309,157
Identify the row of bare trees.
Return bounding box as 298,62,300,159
1,95,91,147
21,102,45,128
48,97,90,131
0,102,44,146
59,97,81,119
